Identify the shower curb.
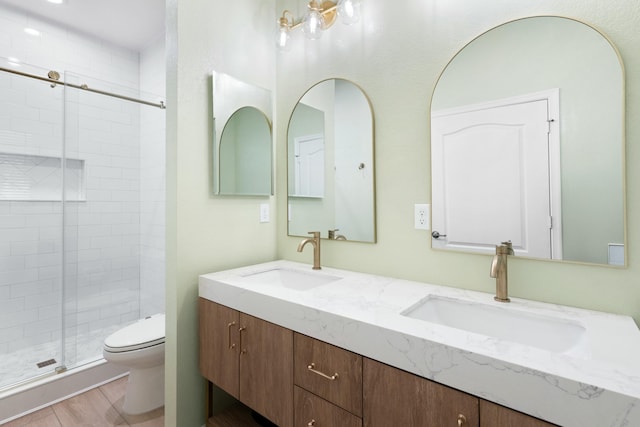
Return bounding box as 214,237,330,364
0,359,128,424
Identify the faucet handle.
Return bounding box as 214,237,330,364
497,240,514,255
307,231,321,239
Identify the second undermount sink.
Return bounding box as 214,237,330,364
402,295,588,355
239,267,342,291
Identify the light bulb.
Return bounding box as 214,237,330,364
337,0,361,25
276,14,292,51
302,1,324,40
276,24,291,51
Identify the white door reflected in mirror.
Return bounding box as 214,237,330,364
432,91,559,259
294,134,325,198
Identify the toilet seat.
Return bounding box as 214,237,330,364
104,314,165,353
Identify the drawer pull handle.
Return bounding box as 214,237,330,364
457,414,467,426
308,420,316,426
227,321,236,349
239,327,247,354
307,363,339,381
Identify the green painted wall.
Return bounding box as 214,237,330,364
275,0,640,319
166,1,276,426
167,0,640,425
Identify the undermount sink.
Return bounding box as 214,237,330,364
239,267,341,291
402,295,587,355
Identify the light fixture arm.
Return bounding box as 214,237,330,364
277,0,360,51
280,1,338,31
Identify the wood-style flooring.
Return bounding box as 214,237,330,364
3,376,164,427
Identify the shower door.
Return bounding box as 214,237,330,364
61,71,145,369
0,59,66,389
62,69,166,371
0,58,166,391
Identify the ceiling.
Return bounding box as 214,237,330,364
1,0,165,51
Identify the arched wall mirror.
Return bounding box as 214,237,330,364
287,79,376,242
430,16,625,266
212,71,273,196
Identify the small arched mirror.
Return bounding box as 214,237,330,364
218,106,272,195
430,16,625,266
212,71,273,196
287,79,376,242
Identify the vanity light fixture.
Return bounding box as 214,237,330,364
277,0,362,51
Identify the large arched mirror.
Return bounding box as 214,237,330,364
287,79,376,242
212,71,273,196
431,16,625,266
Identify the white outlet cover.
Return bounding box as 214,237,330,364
414,204,430,230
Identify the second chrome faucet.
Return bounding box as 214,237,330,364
298,231,321,270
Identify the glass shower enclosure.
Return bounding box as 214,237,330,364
0,57,166,390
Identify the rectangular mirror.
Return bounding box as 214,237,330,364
212,71,273,196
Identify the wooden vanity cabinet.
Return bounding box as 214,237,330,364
199,299,240,396
294,332,363,417
363,358,479,427
200,298,557,427
295,386,362,427
199,298,294,427
480,400,556,427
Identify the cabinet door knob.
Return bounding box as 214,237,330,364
307,363,339,381
457,414,467,426
307,420,316,426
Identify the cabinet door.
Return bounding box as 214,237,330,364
239,313,294,427
363,358,479,427
295,386,362,427
199,298,240,398
294,333,363,416
480,400,557,427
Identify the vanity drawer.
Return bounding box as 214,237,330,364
294,333,363,417
295,386,362,427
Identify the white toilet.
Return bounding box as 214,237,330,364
103,313,165,415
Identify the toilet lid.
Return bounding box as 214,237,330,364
104,313,165,353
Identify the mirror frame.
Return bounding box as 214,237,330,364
212,71,273,196
287,78,377,242
429,16,627,266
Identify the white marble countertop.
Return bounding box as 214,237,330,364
198,260,640,427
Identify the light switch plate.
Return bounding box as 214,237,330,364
259,203,270,223
414,204,430,230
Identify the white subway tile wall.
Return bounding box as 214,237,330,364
0,5,165,388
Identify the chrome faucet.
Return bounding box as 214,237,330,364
297,231,321,270
490,241,514,302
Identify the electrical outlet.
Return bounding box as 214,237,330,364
414,204,430,230
259,203,270,223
